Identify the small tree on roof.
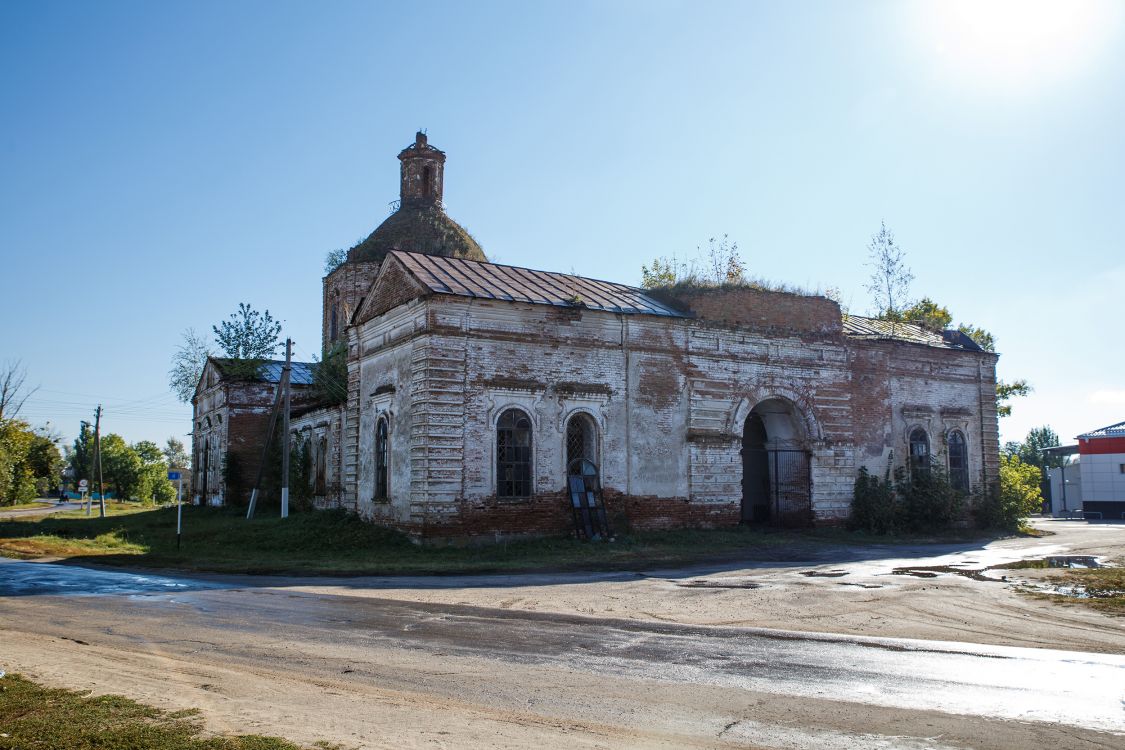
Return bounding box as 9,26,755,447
865,221,914,323
212,303,282,360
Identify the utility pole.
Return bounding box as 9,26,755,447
246,340,292,520
92,405,106,518
280,338,292,519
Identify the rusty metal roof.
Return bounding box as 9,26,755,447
391,251,688,318
842,316,981,350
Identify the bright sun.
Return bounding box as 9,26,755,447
918,0,1120,89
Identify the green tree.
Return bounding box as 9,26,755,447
996,379,1031,418
99,434,143,500
957,323,995,352
212,303,282,359
0,360,37,422
168,328,213,403
976,454,1043,530
324,248,346,274
313,342,348,406
163,437,190,468
865,221,914,321
640,256,683,288
67,421,94,490
640,235,745,289
1011,426,1065,470
901,297,952,332
0,420,38,503
27,432,62,496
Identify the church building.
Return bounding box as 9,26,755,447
194,132,1000,539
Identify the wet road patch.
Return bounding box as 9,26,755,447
676,578,763,589
0,559,226,597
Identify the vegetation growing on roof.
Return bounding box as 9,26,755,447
312,341,347,406
324,248,346,274
347,204,486,264
640,235,819,296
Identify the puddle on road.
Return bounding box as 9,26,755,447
676,579,763,590
890,555,1122,604
1045,556,1101,569
800,570,848,578
891,565,995,582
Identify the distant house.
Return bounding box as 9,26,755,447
1077,421,1125,519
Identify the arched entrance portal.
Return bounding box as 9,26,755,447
740,398,813,527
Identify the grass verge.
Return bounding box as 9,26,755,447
0,672,336,750
0,505,993,576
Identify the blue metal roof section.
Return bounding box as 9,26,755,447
391,250,688,318
256,361,316,385
1079,421,1125,439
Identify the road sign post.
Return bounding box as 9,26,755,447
78,479,89,515
168,471,182,550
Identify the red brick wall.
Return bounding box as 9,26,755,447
648,287,843,337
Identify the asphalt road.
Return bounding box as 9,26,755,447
1,558,1123,749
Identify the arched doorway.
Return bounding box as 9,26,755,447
740,398,813,527
742,413,769,522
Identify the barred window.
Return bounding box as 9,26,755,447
374,417,389,499
566,413,597,469
909,428,930,479
497,409,532,498
948,430,969,492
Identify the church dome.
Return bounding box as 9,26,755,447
347,203,485,263
346,132,487,264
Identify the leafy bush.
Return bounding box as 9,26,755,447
975,454,1042,531
849,465,897,534
849,455,965,534
895,464,963,532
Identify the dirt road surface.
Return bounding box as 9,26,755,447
1,520,1123,748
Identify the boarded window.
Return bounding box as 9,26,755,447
497,409,532,498
909,428,930,479
315,436,328,495
948,430,968,492
374,417,389,500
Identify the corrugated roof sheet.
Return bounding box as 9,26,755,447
391,251,688,318
842,315,975,350
1078,421,1125,439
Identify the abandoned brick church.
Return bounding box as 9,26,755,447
192,132,1000,539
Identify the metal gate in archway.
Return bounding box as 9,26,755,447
741,448,812,527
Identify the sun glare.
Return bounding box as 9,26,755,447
918,0,1120,90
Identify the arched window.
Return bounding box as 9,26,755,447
497,409,532,498
330,305,339,342
566,413,597,469
304,435,315,489
909,428,931,479
948,430,969,492
315,436,328,495
422,165,434,198
374,417,389,500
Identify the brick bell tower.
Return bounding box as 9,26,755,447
398,131,445,207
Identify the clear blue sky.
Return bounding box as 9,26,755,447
2,0,1122,452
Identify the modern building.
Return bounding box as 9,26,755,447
1077,420,1125,519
